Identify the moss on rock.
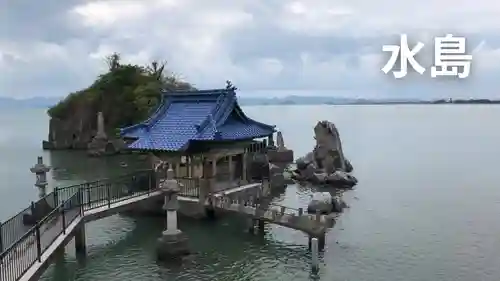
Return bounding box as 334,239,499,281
47,53,194,133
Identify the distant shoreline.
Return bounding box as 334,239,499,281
2,97,500,108
241,99,500,106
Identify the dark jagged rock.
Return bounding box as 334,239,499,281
292,121,358,187
296,159,309,170
307,192,346,214
345,159,353,173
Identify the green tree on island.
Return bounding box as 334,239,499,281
47,53,195,131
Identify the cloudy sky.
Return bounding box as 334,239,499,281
1,0,500,99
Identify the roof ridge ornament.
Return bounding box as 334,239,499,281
209,114,218,132
208,113,221,140
225,80,237,91
214,131,222,140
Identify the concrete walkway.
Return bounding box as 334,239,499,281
1,182,331,281
1,190,163,281
210,183,335,236
213,199,335,236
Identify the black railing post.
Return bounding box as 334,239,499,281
107,184,111,207
35,222,42,261
87,184,91,207
54,187,59,206
148,171,151,195
30,201,39,225
61,205,66,234
78,188,84,215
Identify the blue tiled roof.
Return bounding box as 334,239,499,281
120,88,276,151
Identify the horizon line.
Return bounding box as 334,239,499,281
0,96,494,102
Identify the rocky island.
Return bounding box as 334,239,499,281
42,53,194,156
291,120,357,187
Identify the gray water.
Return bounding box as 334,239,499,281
1,105,500,281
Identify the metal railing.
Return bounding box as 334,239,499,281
55,169,157,205
0,163,258,280
0,205,32,254
0,169,163,281
0,192,83,281
211,195,335,232
0,192,58,254
57,169,158,212
177,177,200,198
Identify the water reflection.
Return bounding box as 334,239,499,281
33,151,320,281
48,151,149,186
5,105,500,281
42,214,321,281
23,141,330,281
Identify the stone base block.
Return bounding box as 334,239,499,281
270,174,286,189
42,140,55,150
156,229,190,260
268,150,294,163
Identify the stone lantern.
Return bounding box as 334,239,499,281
276,131,286,151
156,166,190,260
30,156,51,198
267,133,275,149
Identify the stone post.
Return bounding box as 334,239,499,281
311,237,319,273
262,178,270,197
95,112,107,140
210,156,217,199
88,112,108,156
74,224,87,256
175,162,181,177
267,134,274,147
30,156,51,198
197,158,209,216
242,152,248,183
228,155,233,182
156,167,189,260
187,156,192,177
276,131,285,152
212,157,217,179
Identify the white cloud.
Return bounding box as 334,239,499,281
256,58,284,76
1,0,500,98
72,1,148,28
470,41,500,72
276,0,500,36
278,1,354,35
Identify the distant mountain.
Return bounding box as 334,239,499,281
0,97,60,109
4,95,407,108
237,96,426,106
1,95,496,109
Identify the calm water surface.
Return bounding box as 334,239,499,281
1,105,499,281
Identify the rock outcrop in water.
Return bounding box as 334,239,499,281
42,53,194,152
291,120,358,187
307,192,347,214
